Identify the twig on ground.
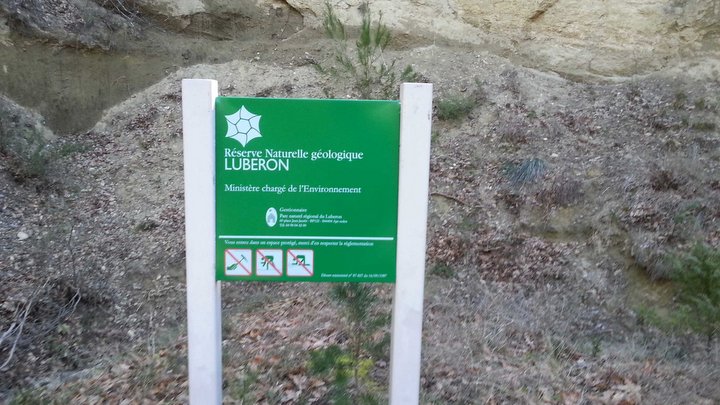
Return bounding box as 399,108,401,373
0,278,49,370
431,191,467,206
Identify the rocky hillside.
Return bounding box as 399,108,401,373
1,1,719,403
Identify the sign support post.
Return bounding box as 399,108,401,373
183,80,432,404
182,79,223,404
389,83,433,405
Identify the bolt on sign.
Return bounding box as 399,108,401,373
215,97,400,283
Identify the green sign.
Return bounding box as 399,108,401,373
215,97,400,282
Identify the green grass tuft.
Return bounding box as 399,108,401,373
508,158,547,188
436,94,476,121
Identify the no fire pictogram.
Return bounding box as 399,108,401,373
287,249,313,277
225,249,252,276
256,249,283,276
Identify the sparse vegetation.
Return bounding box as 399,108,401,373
0,125,51,182
309,284,389,404
689,121,717,131
321,1,418,99
430,129,440,143
7,388,46,405
672,90,688,109
672,201,706,240
56,141,88,157
227,372,258,403
538,175,583,207
430,263,454,278
498,119,528,144
508,158,547,188
669,243,720,348
2,3,720,403
649,167,684,191
436,93,477,121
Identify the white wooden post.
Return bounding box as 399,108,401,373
390,83,433,404
182,79,223,404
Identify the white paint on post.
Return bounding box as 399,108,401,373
182,79,223,404
390,83,433,405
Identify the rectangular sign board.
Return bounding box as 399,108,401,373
215,97,400,282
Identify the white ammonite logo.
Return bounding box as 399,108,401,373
265,207,277,227
225,106,262,147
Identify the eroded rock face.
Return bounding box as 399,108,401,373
134,0,304,40
455,0,720,77
0,0,139,49
0,94,54,142
2,0,716,77
135,0,205,16
281,0,718,77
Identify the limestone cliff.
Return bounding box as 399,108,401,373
135,0,719,77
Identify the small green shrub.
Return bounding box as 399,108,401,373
309,283,389,404
8,388,47,405
672,91,687,109
672,201,706,240
430,263,454,278
436,94,476,121
689,121,717,131
430,130,440,143
635,304,661,328
673,202,703,224
0,125,51,181
399,65,422,83
321,1,418,99
56,141,88,157
669,243,720,347
227,372,258,403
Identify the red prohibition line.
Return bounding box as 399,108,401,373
287,250,313,275
226,250,251,275
257,249,282,275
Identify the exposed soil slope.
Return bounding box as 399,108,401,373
0,2,719,404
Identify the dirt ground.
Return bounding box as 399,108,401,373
1,4,720,404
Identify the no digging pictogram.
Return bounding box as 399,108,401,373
256,249,283,276
287,249,313,277
225,249,252,276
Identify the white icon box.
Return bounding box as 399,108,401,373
225,249,252,276
256,249,283,276
287,249,314,277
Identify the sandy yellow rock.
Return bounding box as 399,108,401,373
138,0,719,77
